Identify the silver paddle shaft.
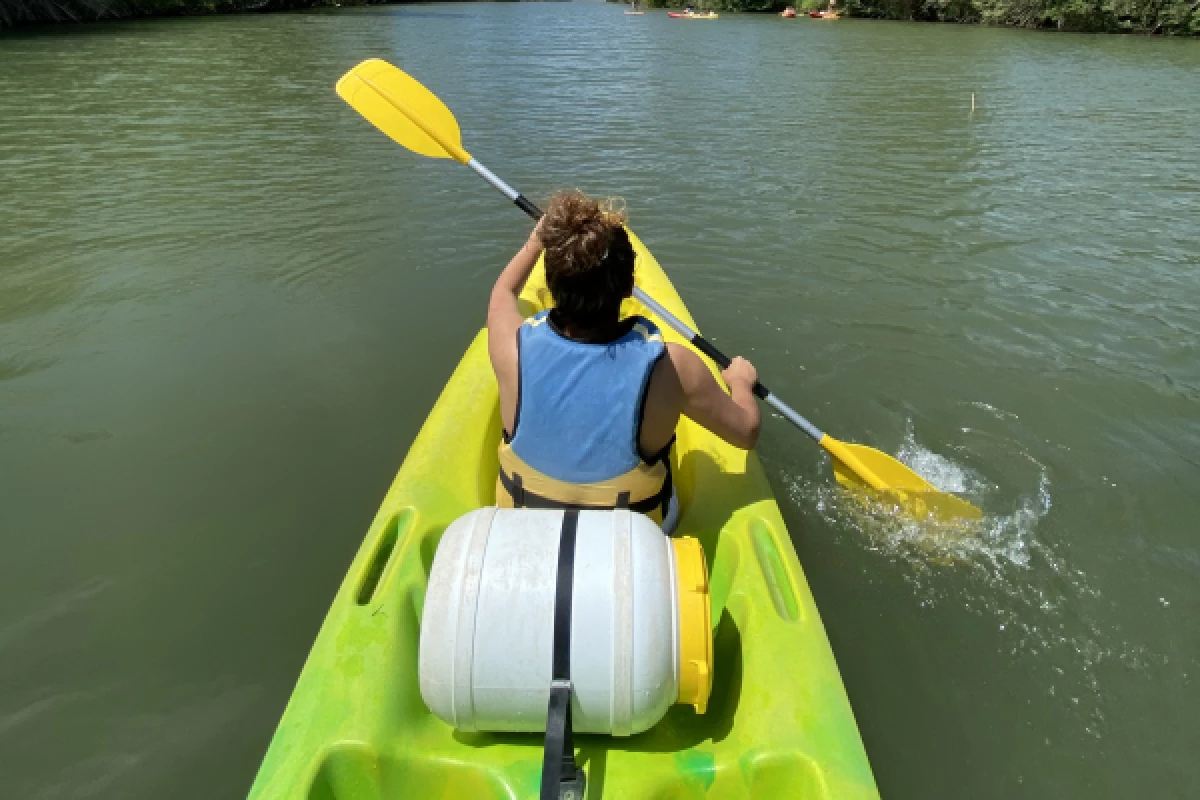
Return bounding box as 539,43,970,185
464,157,825,444
632,287,825,444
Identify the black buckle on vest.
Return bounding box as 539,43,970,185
499,466,671,518
540,510,586,800
512,472,526,507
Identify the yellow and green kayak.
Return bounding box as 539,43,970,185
248,231,879,799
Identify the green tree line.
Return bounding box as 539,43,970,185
845,0,1196,33
2,0,1195,35
0,0,353,27
645,0,1196,32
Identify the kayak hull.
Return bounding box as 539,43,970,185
248,231,879,800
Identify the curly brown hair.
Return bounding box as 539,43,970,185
540,190,635,329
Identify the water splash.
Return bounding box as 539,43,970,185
793,422,1048,568
896,424,988,496
785,421,1156,741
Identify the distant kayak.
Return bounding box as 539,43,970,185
810,9,841,17
668,10,719,17
625,9,646,13
781,8,797,16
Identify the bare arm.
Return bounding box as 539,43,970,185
667,343,761,450
488,224,542,433
488,225,542,345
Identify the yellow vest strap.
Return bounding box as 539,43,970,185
496,443,673,523
499,465,669,516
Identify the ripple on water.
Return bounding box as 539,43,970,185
785,422,1158,740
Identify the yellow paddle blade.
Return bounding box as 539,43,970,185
821,436,983,522
336,59,471,164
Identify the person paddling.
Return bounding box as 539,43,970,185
488,190,760,533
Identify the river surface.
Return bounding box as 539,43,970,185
2,4,1197,798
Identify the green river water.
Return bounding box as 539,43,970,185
1,5,1198,798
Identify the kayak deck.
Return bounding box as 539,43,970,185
249,231,878,799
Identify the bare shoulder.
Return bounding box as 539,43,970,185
665,341,714,389
653,343,686,393
640,343,686,456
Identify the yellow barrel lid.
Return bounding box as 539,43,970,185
672,536,713,714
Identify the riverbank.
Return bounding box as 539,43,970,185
0,0,348,28
811,0,1196,35
2,0,1195,33
640,0,1197,34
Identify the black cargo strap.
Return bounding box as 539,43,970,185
500,461,673,519
540,510,586,800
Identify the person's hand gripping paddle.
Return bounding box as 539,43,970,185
336,58,982,523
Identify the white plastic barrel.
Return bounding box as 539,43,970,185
418,507,711,736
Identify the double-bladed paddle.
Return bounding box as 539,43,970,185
335,58,982,523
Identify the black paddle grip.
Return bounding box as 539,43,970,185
692,335,731,370
515,195,543,220
692,335,770,399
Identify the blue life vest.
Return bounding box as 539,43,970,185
508,311,667,483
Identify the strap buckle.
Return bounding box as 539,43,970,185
512,472,526,506
540,512,586,800
546,682,586,800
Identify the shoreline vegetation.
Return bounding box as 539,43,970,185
775,0,1200,33
0,0,325,27
640,0,1197,33
0,0,1194,35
